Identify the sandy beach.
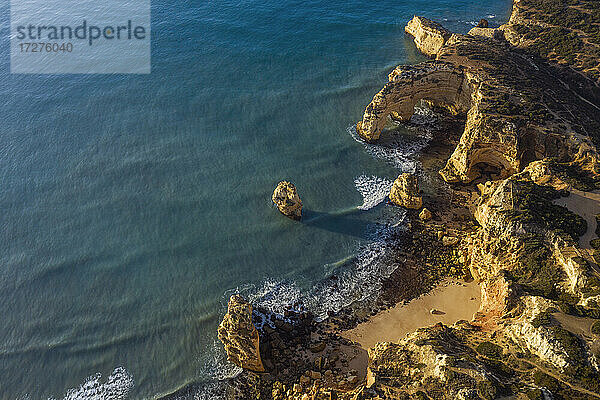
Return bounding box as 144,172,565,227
552,189,600,249
342,279,481,349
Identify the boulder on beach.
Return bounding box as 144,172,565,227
217,295,265,372
272,181,303,220
389,173,423,210
419,208,433,221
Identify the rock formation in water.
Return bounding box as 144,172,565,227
217,295,265,372
223,1,600,399
357,14,600,184
272,181,303,220
389,173,423,209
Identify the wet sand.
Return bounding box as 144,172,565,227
342,279,481,349
552,189,600,249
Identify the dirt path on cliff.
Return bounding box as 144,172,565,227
510,354,600,399
552,189,600,249
341,280,480,349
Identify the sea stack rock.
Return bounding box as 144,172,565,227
217,295,265,372
477,19,489,28
389,173,423,209
272,181,303,220
405,16,452,58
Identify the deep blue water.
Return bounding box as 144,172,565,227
0,1,511,398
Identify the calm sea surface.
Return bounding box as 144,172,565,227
0,0,511,398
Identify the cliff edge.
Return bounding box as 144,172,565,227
220,1,600,399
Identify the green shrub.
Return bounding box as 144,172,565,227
507,181,587,240
592,321,600,335
549,325,585,362
531,312,553,328
533,370,560,392
477,380,498,400
526,389,543,400
511,235,563,299
414,391,430,400
549,161,600,191
476,341,503,359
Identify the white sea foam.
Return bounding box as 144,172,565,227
49,367,134,400
225,279,305,331
201,340,242,381
192,383,228,400
349,106,435,169
245,279,303,315
236,205,407,322
197,206,407,399
309,210,407,319
355,175,393,210
180,339,239,400
410,105,437,127
349,126,416,170
200,105,435,398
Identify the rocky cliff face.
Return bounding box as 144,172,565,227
221,1,600,399
217,295,265,372
366,323,511,399
356,61,471,143
389,173,423,209
405,16,452,58
357,15,600,184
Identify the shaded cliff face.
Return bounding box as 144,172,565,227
357,15,600,184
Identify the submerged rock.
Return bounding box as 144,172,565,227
272,181,302,220
217,295,265,372
389,173,423,209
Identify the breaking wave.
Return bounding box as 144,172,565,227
199,105,435,398
355,175,393,210
237,205,407,322
349,106,435,169
49,367,134,400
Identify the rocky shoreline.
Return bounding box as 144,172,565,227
218,1,600,399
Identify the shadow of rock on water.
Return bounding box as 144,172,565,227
301,207,389,241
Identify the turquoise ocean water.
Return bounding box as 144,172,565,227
0,1,511,398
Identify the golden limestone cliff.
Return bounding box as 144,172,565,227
217,295,265,373
389,173,423,210
404,16,452,58
356,15,600,184
219,1,600,399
